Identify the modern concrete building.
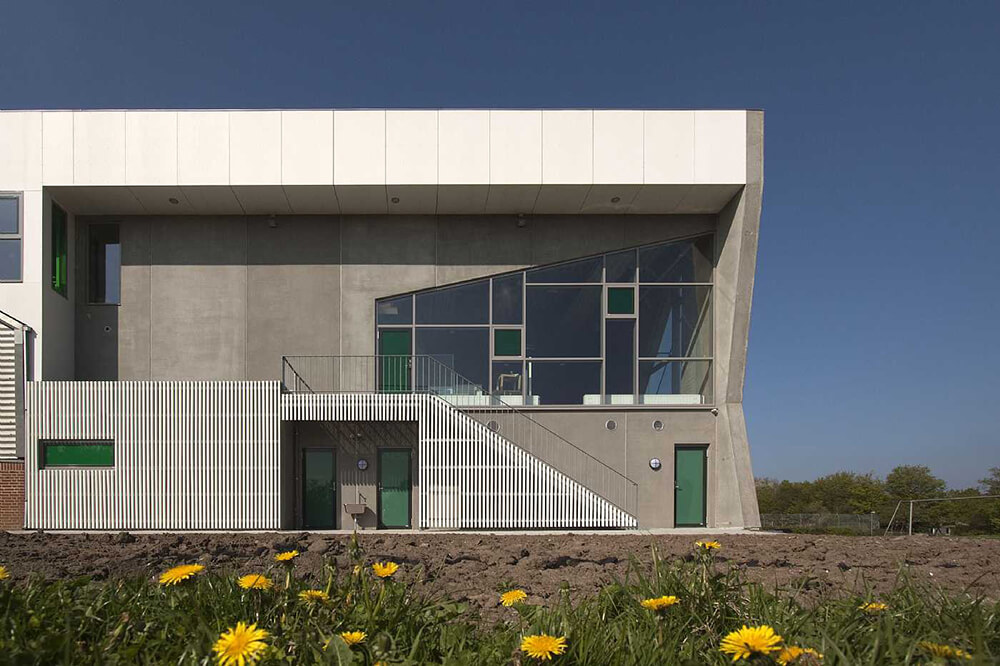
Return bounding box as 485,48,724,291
0,108,762,531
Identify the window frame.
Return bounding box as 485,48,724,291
51,202,68,297
374,232,717,408
0,192,23,283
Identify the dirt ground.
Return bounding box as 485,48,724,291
1,531,997,623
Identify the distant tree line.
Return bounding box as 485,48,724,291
756,465,1000,535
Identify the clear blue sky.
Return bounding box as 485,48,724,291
3,1,998,488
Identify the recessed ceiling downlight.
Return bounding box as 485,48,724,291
610,196,621,203
168,197,179,205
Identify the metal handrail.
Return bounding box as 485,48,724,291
281,354,639,518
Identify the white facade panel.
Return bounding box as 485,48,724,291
24,381,281,530
281,111,334,185
542,110,593,184
489,111,542,185
694,110,746,184
230,111,282,185
594,110,643,184
73,112,126,185
0,112,43,190
438,110,489,185
644,111,695,184
386,110,437,185
125,112,178,185
333,110,386,185
41,112,74,185
177,112,230,185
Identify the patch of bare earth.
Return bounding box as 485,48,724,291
1,532,997,624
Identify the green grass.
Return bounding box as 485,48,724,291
0,538,996,665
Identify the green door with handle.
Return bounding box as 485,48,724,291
378,449,411,528
303,449,336,529
674,446,707,527
378,329,411,392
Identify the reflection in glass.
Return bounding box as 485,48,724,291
605,319,634,402
376,295,412,325
0,239,21,281
525,286,601,358
0,198,17,234
492,273,523,324
526,255,603,283
415,327,489,392
492,361,524,400
639,236,713,283
528,361,602,405
638,286,712,358
605,249,636,283
88,224,121,304
639,360,712,404
416,280,489,324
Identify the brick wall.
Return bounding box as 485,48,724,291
0,461,24,529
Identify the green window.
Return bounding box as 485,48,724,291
607,287,634,315
42,440,114,467
494,329,521,356
51,204,68,296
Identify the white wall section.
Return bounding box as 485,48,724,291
24,381,281,530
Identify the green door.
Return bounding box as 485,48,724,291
378,329,411,392
303,449,336,529
675,446,707,527
378,449,411,528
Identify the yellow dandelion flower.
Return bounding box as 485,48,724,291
720,625,783,662
777,646,824,665
212,622,268,666
640,595,680,612
298,589,329,603
520,634,568,661
859,601,888,614
339,631,366,647
0,566,9,581
918,641,972,661
500,589,528,607
695,540,722,551
237,574,273,590
158,564,204,586
372,561,399,578
274,550,300,562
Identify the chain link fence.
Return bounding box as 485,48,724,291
761,513,881,535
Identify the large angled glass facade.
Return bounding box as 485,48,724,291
375,234,714,406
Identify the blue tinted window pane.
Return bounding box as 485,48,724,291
0,239,21,281
0,198,17,234
525,286,601,358
605,319,634,398
492,273,523,324
528,361,601,405
376,295,412,324
605,249,636,283
526,256,603,283
416,280,488,324
638,286,712,358
415,327,489,392
639,236,713,283
639,360,712,404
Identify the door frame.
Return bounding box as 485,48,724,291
674,444,708,527
377,447,412,529
300,446,337,530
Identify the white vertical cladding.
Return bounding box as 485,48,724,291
24,381,281,530
281,392,636,529
0,328,16,459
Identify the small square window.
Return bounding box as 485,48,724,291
494,329,522,357
607,287,635,315
0,197,18,235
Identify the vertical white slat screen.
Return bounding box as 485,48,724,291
25,381,281,530
282,392,636,529
0,328,16,459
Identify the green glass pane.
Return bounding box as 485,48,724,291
607,287,634,315
303,449,336,529
43,442,113,467
379,450,411,528
378,329,411,392
493,329,521,357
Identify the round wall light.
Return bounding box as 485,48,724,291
357,459,369,471
605,419,617,431
487,420,500,432
652,420,664,431
649,458,662,471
